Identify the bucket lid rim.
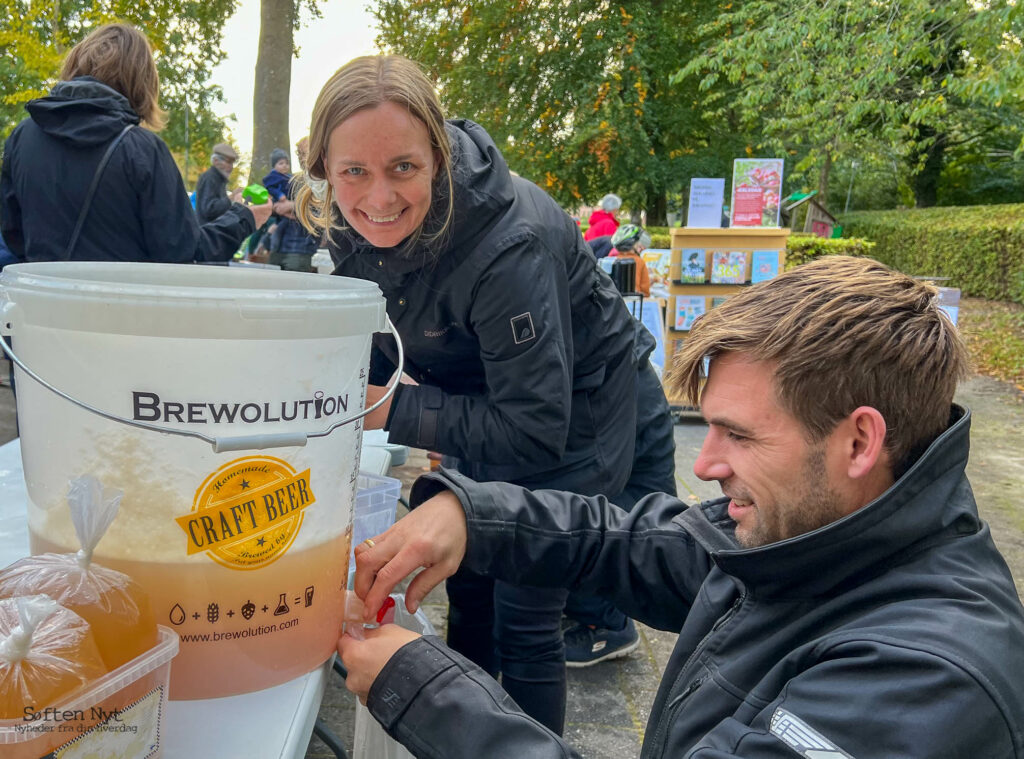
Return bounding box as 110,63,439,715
0,262,382,304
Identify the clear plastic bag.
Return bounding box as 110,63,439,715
351,593,436,759
0,475,157,669
0,594,106,718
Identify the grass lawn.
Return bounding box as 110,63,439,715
959,297,1024,396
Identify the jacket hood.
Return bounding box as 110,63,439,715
330,118,515,273
25,77,140,147
680,405,978,598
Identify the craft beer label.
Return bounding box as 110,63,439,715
176,455,316,570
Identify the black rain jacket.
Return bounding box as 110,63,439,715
194,164,232,225
0,77,254,263
368,407,1024,758
330,119,657,493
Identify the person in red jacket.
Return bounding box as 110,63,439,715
583,193,621,240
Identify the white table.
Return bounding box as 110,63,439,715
0,437,399,759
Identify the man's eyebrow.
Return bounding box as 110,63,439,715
704,415,756,437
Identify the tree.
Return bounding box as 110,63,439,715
674,0,1024,207
0,0,237,177
373,0,746,224
248,0,320,185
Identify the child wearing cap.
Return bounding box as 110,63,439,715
262,148,292,202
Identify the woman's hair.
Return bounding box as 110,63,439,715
60,23,166,131
295,55,454,256
669,256,970,478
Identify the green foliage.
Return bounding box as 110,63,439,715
649,231,671,250
841,204,1024,305
372,1,755,221
0,0,236,162
783,235,875,268
674,0,1024,205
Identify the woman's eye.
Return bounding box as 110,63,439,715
344,167,364,176
395,162,413,173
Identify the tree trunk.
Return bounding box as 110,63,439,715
249,0,294,185
817,148,832,200
646,185,668,226
912,126,945,208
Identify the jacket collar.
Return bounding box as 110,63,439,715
678,405,978,598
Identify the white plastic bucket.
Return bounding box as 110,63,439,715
0,262,389,700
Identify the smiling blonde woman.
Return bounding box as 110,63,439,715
297,55,676,732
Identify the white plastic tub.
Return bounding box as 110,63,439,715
0,626,178,758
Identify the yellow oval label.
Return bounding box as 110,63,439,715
175,455,316,570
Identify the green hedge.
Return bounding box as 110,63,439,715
783,235,876,268
840,204,1024,305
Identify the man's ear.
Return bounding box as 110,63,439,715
841,406,888,480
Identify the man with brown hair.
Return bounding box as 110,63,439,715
340,256,1024,758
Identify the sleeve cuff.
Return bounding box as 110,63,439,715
367,635,460,731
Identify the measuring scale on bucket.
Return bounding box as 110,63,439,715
0,262,401,700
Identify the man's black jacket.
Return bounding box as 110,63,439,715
369,407,1024,758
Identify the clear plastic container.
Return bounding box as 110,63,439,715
348,473,401,588
0,626,178,758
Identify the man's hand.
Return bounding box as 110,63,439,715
354,490,468,620
249,199,274,228
229,188,243,203
338,626,421,705
363,384,394,430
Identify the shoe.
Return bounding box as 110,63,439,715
564,620,639,667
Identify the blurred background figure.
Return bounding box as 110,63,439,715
583,193,622,241
195,141,242,225
587,234,614,259
263,148,292,204
606,224,652,297
0,23,271,263
266,136,318,272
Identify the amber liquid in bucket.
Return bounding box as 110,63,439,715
31,530,352,699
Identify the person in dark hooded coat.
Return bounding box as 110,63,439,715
0,23,271,264
295,55,676,735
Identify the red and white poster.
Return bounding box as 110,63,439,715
730,159,784,227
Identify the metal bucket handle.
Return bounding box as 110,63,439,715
0,313,404,453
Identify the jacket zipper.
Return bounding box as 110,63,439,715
644,594,745,758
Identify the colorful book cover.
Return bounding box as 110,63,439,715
730,158,784,227
710,251,747,284
643,249,672,286
674,295,706,331
711,296,729,308
751,250,781,283
678,249,706,283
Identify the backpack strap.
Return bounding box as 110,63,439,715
63,123,135,260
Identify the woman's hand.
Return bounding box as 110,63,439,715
249,199,274,228
338,625,421,705
363,384,393,430
353,490,468,620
